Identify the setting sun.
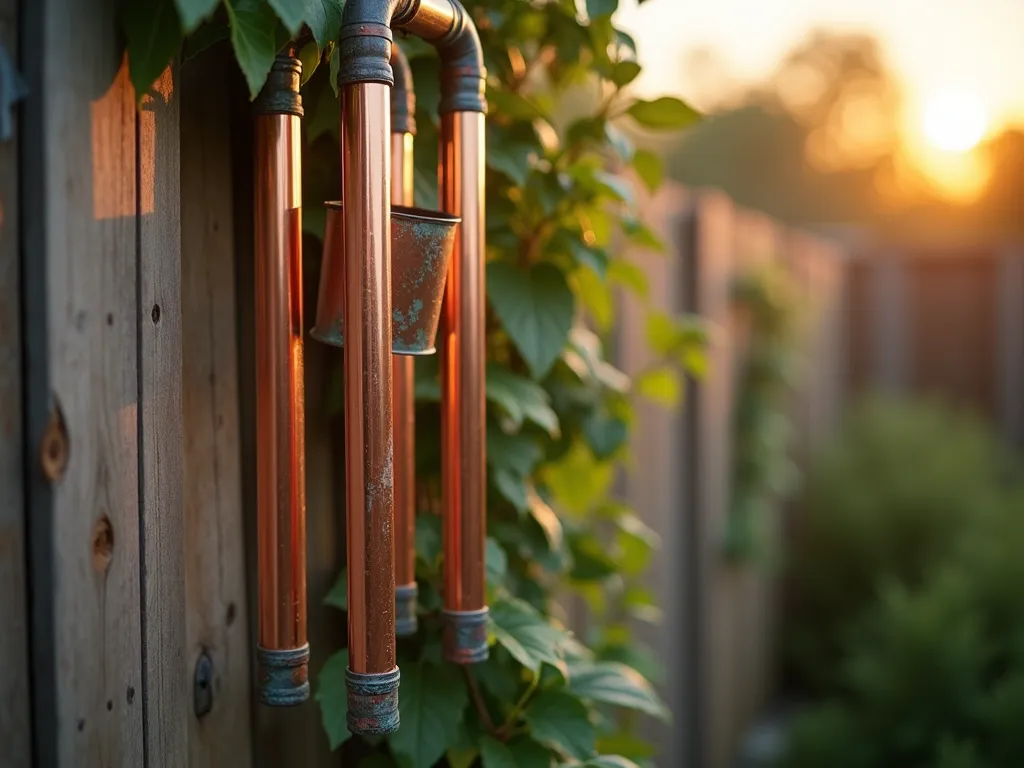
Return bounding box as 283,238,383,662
922,90,989,153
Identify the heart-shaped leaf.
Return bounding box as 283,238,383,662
387,660,469,768
488,263,575,380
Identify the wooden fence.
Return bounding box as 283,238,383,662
615,184,847,768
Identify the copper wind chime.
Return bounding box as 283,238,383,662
252,0,488,735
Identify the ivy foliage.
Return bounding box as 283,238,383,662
120,0,704,766
723,264,803,563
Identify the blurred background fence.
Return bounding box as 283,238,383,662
607,181,1024,768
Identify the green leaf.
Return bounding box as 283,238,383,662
488,90,548,120
387,660,469,768
626,97,701,130
569,534,618,582
298,38,320,83
316,649,352,750
416,514,442,569
306,81,339,141
583,757,642,768
636,366,680,407
583,408,628,460
225,0,279,99
121,0,184,99
573,265,613,332
324,568,347,610
586,0,618,20
447,745,478,768
175,0,220,31
487,429,542,479
480,736,518,768
610,60,641,87
507,736,554,768
302,0,344,45
489,597,568,675
541,440,614,516
486,537,508,587
486,365,560,436
267,0,305,33
607,259,648,297
596,732,657,760
494,468,528,512
632,149,662,192
488,263,575,380
328,42,340,96
524,690,596,760
527,488,564,551
182,18,230,62
567,660,670,720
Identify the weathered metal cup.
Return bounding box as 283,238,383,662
311,201,460,355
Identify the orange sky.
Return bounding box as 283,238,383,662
615,0,1024,135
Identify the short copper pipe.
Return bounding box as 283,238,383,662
340,80,400,733
392,129,419,635
439,110,489,663
253,54,308,706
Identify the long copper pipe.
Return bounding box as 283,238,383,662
341,81,400,733
392,128,418,635
439,111,488,663
390,43,418,637
333,0,486,733
254,54,308,706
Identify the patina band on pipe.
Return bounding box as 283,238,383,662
391,42,419,637
253,52,309,706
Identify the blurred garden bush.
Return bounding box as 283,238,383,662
780,397,1024,767
784,396,1018,695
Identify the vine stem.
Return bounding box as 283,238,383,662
463,666,496,735
495,672,541,740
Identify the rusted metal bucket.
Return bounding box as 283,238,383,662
311,201,460,355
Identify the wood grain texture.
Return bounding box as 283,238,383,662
180,50,254,768
0,0,31,762
23,0,146,759
138,64,187,766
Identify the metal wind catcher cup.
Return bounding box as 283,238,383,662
311,202,459,355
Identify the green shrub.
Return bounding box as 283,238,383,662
784,396,1016,694
782,489,1024,768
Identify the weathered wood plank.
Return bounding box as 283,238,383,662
180,49,254,767
22,0,145,760
138,63,187,766
0,0,31,762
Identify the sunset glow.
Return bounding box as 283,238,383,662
922,90,989,153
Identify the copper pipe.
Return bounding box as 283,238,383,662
341,80,400,733
254,54,308,706
392,129,419,637
397,0,453,39
439,110,488,664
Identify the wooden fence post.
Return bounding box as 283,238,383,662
22,0,146,763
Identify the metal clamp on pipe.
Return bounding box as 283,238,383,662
391,42,419,638
253,52,309,707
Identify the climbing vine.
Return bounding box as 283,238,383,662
723,264,803,564
120,0,705,766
